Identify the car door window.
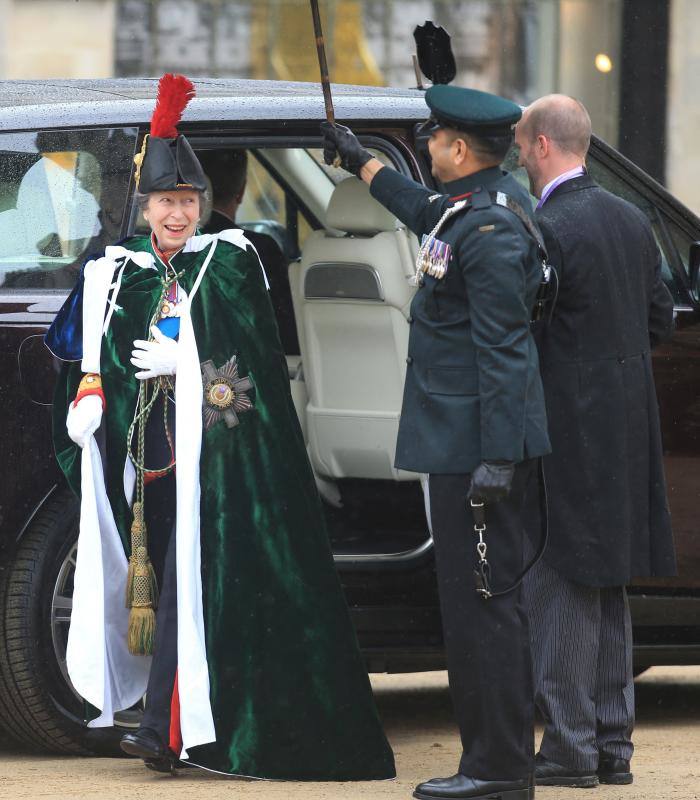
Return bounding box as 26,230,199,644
0,128,137,290
586,157,686,303
241,151,314,259
662,216,696,301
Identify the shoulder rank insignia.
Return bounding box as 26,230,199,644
201,356,254,430
428,193,442,203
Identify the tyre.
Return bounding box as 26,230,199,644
0,489,142,755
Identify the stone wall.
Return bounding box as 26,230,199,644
114,0,250,77
0,0,115,79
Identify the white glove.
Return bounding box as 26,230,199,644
66,394,103,449
131,326,178,380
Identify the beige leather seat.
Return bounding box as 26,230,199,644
292,176,418,482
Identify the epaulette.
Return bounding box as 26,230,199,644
470,187,492,210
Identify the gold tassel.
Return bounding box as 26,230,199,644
125,501,144,607
127,606,157,656
125,502,159,655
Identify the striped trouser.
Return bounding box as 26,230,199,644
523,556,634,771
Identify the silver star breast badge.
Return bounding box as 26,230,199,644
201,356,254,430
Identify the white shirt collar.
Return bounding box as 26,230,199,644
538,165,586,206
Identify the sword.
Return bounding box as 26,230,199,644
309,0,341,166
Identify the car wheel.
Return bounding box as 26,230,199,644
0,489,142,755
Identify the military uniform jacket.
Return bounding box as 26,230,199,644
535,175,676,586
370,166,550,474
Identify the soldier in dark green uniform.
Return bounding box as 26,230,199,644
322,85,551,800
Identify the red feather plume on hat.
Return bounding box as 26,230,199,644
150,74,196,139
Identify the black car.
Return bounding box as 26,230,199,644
0,78,698,755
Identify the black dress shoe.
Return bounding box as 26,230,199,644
535,754,598,788
413,773,534,800
144,755,196,774
597,756,633,785
143,756,176,774
120,727,170,760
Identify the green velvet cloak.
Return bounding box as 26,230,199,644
53,234,395,780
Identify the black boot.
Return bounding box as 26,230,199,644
143,755,177,774
597,756,633,785
414,773,534,800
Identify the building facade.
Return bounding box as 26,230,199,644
0,0,697,212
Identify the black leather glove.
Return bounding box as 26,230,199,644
468,461,515,503
320,121,373,177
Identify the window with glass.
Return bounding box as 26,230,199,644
0,128,138,290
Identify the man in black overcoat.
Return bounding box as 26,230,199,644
322,84,551,800
514,94,676,788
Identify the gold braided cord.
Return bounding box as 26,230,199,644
124,267,185,655
126,378,176,485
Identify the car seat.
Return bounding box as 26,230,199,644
292,176,419,482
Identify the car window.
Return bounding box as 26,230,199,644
0,128,137,291
241,151,315,256
306,146,396,186
663,216,695,298
240,153,288,229
249,145,394,250
502,148,686,303
585,158,686,302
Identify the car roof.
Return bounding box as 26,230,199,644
0,78,429,130
2,77,696,233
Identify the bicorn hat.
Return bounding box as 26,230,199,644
133,74,207,193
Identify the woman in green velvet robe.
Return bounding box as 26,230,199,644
46,75,394,782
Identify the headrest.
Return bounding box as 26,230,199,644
326,177,398,235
